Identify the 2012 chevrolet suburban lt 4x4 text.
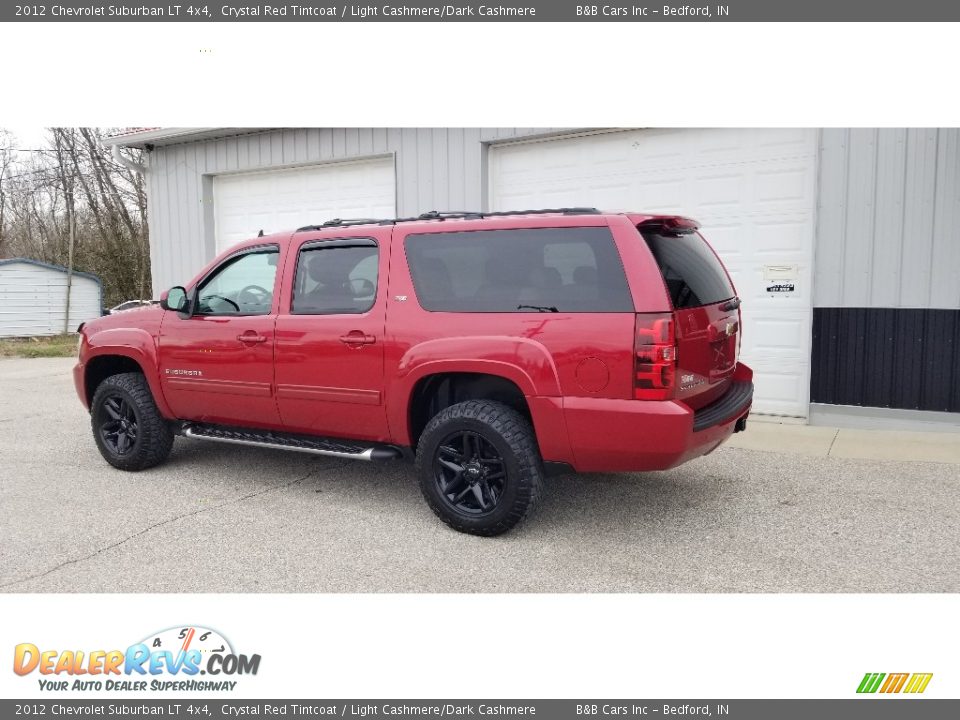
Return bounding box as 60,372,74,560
74,208,753,535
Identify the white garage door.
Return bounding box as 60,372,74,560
213,157,396,252
490,129,818,418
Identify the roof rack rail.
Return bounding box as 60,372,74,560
296,218,386,232
483,207,601,218
412,207,601,221
295,207,603,233
416,210,485,220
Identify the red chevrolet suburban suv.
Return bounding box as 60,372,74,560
74,208,752,535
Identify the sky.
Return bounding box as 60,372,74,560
3,126,51,151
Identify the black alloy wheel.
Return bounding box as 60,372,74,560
96,394,140,456
416,399,544,536
435,430,506,516
90,372,174,471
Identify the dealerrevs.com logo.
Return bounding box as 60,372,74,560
13,626,261,692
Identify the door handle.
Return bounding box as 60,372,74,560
339,331,376,347
237,332,267,344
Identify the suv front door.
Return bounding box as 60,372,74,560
274,231,390,442
158,244,283,428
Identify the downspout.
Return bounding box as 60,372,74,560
111,143,146,174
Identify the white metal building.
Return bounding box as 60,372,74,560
103,128,960,426
0,258,102,337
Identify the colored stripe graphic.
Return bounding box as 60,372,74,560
880,673,909,693
857,672,933,694
903,673,933,694
857,673,885,693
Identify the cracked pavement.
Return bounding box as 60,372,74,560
1,357,959,592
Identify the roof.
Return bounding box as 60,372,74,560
101,128,264,148
292,208,696,234
0,258,102,286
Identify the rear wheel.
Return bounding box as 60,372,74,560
416,400,544,536
91,372,173,471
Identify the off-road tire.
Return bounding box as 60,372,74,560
91,372,174,471
416,400,544,536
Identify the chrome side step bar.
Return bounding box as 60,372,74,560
182,424,401,462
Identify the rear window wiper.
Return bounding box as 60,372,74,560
720,297,741,312
517,304,559,313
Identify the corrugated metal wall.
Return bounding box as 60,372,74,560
811,129,960,413
811,307,960,412
815,128,960,310
145,128,562,293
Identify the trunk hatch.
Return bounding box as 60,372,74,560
640,223,740,410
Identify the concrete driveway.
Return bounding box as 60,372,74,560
1,357,958,593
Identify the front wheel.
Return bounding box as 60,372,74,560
91,372,174,471
416,400,544,536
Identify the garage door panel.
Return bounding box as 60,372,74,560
501,128,816,174
498,164,814,221
748,363,810,417
490,128,817,418
496,184,593,210
754,127,816,154
749,313,810,352
752,216,810,255
213,158,395,253
754,165,813,205
693,172,745,210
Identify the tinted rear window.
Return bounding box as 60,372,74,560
405,227,634,313
642,231,735,309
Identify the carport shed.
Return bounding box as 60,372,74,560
0,258,102,337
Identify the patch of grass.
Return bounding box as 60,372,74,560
0,334,78,358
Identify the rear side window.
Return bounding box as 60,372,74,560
642,231,735,309
292,241,379,315
405,227,633,312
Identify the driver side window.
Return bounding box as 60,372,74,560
196,247,279,316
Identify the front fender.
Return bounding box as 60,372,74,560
83,328,173,419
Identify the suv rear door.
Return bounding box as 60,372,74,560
639,221,740,410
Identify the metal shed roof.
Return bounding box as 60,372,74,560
0,258,102,287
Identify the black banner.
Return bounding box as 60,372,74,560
2,700,958,719
4,0,960,22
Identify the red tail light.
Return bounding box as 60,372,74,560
634,313,677,400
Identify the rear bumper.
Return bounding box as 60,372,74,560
562,363,753,473
692,378,753,432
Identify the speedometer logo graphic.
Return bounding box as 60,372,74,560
140,626,234,659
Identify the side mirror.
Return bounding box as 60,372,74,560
160,286,189,314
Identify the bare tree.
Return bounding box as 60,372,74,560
0,130,14,257
0,127,152,307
